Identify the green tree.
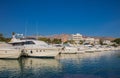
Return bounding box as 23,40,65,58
0,33,5,42
112,38,120,45
99,39,103,45
111,43,118,47
0,33,11,42
67,40,75,44
79,40,84,44
0,33,3,37
38,37,52,43
5,38,11,42
63,41,68,44
52,38,62,44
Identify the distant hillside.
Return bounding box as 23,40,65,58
89,36,116,41
46,34,71,39
27,34,117,41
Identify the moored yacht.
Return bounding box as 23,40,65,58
9,34,59,58
60,46,78,54
56,43,85,54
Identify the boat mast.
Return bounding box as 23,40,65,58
36,22,38,40
25,21,27,39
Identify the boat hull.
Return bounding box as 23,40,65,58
22,49,59,58
60,51,77,54
0,49,21,59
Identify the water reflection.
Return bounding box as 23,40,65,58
22,58,61,70
0,58,62,78
57,51,115,61
20,58,62,78
0,59,20,78
0,51,120,78
58,51,120,78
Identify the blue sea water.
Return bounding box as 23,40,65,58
0,51,120,78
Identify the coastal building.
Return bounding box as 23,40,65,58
103,40,112,45
71,33,83,43
94,38,100,44
84,37,95,44
83,37,100,45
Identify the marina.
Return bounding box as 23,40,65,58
0,35,120,78
0,33,120,59
0,0,120,77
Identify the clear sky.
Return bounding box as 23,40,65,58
0,0,120,37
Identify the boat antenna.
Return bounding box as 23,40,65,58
36,22,39,40
25,21,27,38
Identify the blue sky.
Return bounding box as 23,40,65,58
0,0,120,37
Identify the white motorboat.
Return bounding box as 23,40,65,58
54,43,85,54
85,47,96,53
76,45,86,53
60,46,78,54
9,34,59,58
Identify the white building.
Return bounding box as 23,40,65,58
71,33,83,43
84,37,95,44
71,33,100,45
84,37,100,45
103,40,112,45
94,38,100,44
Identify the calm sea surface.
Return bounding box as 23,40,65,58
0,51,120,78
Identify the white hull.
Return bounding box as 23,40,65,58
77,51,85,53
60,46,85,54
0,49,21,59
60,49,85,54
60,46,78,54
85,49,95,53
60,51,77,54
85,47,99,53
94,48,104,52
23,49,59,58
